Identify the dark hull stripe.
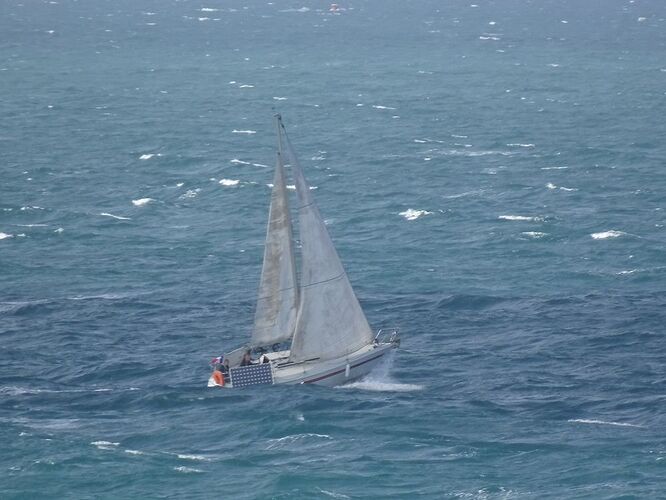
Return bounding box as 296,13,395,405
303,352,385,384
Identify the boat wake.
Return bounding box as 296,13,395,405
338,353,422,392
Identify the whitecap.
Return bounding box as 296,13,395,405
273,96,288,100
541,166,568,170
507,143,535,148
14,224,48,227
230,159,251,165
316,488,351,499
173,466,203,473
132,198,153,207
200,7,218,12
91,441,120,450
177,454,211,461
252,162,269,168
522,231,547,239
372,105,396,110
591,230,625,240
399,209,432,221
231,129,256,134
568,419,643,428
100,213,132,220
279,7,310,12
616,269,638,275
139,154,155,160
265,433,332,451
498,215,542,222
176,182,184,187
0,232,14,240
413,139,428,143
546,182,557,190
219,179,239,186
54,228,64,234
179,189,200,199
124,449,145,455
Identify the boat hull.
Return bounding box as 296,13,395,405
208,342,396,389
277,342,395,387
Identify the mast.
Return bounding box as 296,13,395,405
250,116,299,346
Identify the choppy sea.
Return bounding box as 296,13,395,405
2,1,665,498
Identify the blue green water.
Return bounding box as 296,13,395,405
2,0,665,498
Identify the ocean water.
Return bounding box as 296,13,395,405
2,0,666,498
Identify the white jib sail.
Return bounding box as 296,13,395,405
281,129,374,363
251,155,299,346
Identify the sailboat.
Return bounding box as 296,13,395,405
208,115,399,388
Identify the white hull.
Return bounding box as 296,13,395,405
208,341,396,389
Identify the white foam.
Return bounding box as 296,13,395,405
139,153,155,160
265,433,332,450
400,209,432,221
591,230,625,240
219,179,239,186
230,158,251,165
232,129,256,134
173,466,203,473
499,215,542,222
177,454,211,461
273,96,288,100
372,105,396,110
522,231,548,239
507,143,535,148
100,212,132,220
0,232,13,240
546,182,557,190
279,7,310,12
91,440,119,450
179,189,200,199
54,228,64,234
124,449,145,455
341,380,424,392
20,206,45,211
15,224,48,227
200,7,218,12
339,352,423,392
568,419,643,428
541,166,568,170
414,139,428,143
316,488,350,500
132,198,153,207
617,269,638,275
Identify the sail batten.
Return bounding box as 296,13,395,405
278,121,374,363
251,153,299,346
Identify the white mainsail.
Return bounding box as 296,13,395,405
251,154,299,346
279,122,374,363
